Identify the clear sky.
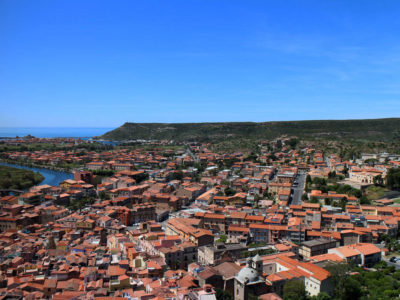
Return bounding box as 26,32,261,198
1,0,400,127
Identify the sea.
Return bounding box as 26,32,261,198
0,127,113,139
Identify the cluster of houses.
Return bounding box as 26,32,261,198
0,138,398,299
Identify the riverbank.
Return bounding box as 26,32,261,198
0,161,74,187
0,158,78,173
0,165,44,190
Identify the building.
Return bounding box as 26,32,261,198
234,255,268,300
328,243,382,267
299,238,338,259
198,243,248,266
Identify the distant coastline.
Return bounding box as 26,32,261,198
0,127,113,138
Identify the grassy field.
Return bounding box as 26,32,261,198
366,185,389,201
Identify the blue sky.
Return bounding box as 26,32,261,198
1,0,400,127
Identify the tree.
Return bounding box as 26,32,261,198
217,234,227,243
325,263,349,298
269,154,277,161
365,158,378,166
310,197,319,204
360,196,371,205
301,193,309,201
276,140,282,150
342,277,362,300
98,191,107,200
248,293,259,300
386,168,400,190
283,280,307,300
286,138,298,149
373,174,384,186
135,172,149,183
328,171,336,179
224,187,236,197
343,166,349,176
247,152,258,162
222,180,230,186
340,197,348,211
215,288,233,300
172,170,183,181
310,292,331,300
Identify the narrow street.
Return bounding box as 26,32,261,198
291,172,306,205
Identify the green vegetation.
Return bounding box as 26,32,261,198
386,168,400,190
307,177,363,198
92,169,116,177
0,141,114,153
0,165,44,190
366,185,388,201
212,138,259,154
325,261,400,300
316,140,400,159
67,196,96,211
282,262,400,300
283,280,307,300
215,288,233,300
100,118,400,143
57,162,82,171
224,187,236,197
172,170,184,181
241,247,276,258
135,172,149,183
216,234,227,243
380,234,400,252
248,242,267,248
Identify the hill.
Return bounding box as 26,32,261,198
99,118,400,142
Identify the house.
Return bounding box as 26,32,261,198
328,243,382,267
264,254,333,297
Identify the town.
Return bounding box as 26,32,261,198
1,136,400,300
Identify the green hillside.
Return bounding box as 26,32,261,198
99,118,400,142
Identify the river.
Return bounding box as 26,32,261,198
0,162,73,187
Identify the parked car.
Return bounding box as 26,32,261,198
390,257,398,263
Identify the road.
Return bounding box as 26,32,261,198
186,146,199,163
383,258,400,270
291,172,306,205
